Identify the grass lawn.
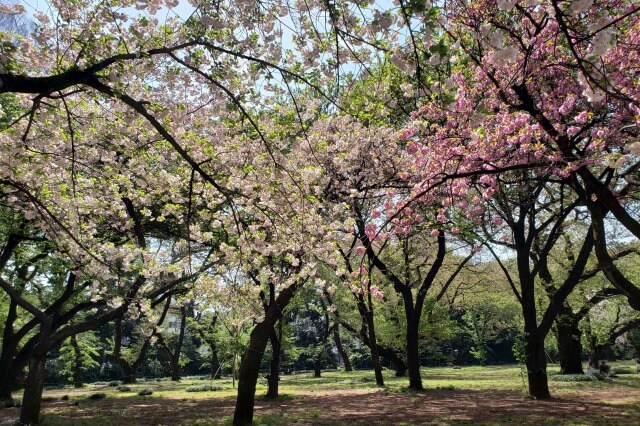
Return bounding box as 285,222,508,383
1,362,639,425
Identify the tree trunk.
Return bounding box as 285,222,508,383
19,355,46,425
170,360,181,381
333,325,352,372
376,345,406,377
0,301,18,406
394,358,407,377
524,333,550,399
406,320,422,390
266,328,281,398
365,312,384,386
233,283,297,426
0,344,17,407
556,310,583,374
210,342,221,379
234,321,272,426
19,320,51,425
313,356,322,378
119,362,136,384
70,334,84,388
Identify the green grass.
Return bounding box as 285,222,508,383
21,361,639,402
7,361,639,426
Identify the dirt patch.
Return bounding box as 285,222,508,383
1,388,639,425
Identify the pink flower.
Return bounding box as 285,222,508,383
575,111,588,124
430,229,440,237
567,126,581,136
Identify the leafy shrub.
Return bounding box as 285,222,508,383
612,367,633,374
87,393,106,400
185,385,222,393
549,374,602,382
137,388,153,396
117,385,132,392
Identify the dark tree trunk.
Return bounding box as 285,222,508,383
514,221,550,400
170,360,181,381
168,306,187,381
375,344,406,377
556,309,583,374
233,284,297,426
333,325,352,372
70,334,84,388
234,321,272,426
19,320,51,425
210,342,221,379
266,325,281,398
313,356,322,378
394,359,407,377
0,301,18,406
19,355,46,425
365,312,384,386
115,356,137,384
406,320,422,390
524,333,550,400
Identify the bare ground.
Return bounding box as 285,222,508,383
2,387,640,425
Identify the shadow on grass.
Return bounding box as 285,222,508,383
0,386,634,426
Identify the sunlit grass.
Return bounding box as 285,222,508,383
20,360,639,403
5,361,638,426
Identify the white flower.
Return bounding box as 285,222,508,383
428,53,441,65
491,46,518,64
498,0,518,11
570,0,593,14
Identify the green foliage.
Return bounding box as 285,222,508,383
58,332,101,383
137,388,153,396
463,293,520,365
